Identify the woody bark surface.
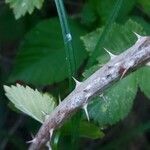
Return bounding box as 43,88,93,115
29,35,150,150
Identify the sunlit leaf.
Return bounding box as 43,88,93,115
4,84,56,123
6,0,44,19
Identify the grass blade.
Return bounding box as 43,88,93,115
54,0,76,90
87,0,124,67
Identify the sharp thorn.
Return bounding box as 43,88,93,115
49,128,54,139
120,68,128,79
58,94,61,104
83,103,90,121
26,138,36,144
104,48,117,60
133,32,142,40
46,141,52,150
72,77,81,88
47,129,54,150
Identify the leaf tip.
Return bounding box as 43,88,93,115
3,85,10,92
16,83,21,87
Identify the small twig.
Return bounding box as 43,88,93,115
29,35,150,150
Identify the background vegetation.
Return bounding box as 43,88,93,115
0,0,150,149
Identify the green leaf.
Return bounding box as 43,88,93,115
4,84,56,123
81,27,104,54
138,0,150,16
62,121,104,139
6,0,44,19
88,74,137,126
96,0,136,23
78,121,104,139
9,18,87,85
81,2,97,27
81,19,145,58
137,67,150,99
131,16,150,34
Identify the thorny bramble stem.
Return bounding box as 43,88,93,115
29,35,150,150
